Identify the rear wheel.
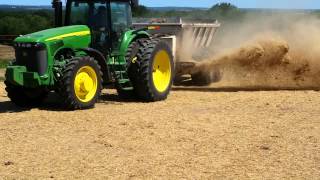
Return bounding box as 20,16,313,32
134,39,174,101
116,39,148,97
58,56,102,109
4,80,48,107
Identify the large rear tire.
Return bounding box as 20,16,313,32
4,80,48,107
134,39,174,101
57,56,102,109
116,39,148,97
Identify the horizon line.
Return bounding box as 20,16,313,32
0,4,319,10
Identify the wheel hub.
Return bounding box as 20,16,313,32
152,50,171,93
74,66,98,102
77,72,94,93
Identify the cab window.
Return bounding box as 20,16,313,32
69,2,90,25
110,2,132,49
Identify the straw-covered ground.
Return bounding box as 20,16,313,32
0,45,14,60
0,82,319,179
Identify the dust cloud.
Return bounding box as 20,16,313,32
189,13,320,89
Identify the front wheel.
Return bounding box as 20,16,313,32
134,39,174,101
57,57,102,109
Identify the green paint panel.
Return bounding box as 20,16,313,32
15,25,91,43
7,24,150,90
5,66,42,87
7,25,92,87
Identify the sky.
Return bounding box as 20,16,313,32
1,0,320,9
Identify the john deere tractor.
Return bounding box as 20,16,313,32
5,0,174,109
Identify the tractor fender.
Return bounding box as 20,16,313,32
115,31,149,65
119,31,150,57
78,48,110,83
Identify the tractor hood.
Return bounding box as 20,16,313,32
15,25,91,43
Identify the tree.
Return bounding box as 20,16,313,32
210,3,238,13
0,15,51,35
132,5,150,17
0,17,28,35
25,15,51,32
207,2,243,22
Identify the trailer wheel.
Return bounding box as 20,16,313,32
134,39,174,101
4,80,48,107
191,72,212,86
191,69,221,86
58,56,102,109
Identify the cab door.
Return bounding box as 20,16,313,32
110,1,132,51
66,1,111,54
87,2,110,54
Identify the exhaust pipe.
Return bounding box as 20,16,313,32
131,0,139,7
52,0,63,27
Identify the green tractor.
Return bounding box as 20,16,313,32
5,0,174,109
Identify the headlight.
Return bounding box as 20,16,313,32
35,43,46,49
21,43,32,48
14,42,45,49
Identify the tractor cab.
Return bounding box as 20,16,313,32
63,0,134,53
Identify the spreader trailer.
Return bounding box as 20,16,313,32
132,18,221,81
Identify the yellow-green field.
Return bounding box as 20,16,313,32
0,83,319,179
0,45,14,60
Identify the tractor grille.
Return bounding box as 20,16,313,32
14,42,48,75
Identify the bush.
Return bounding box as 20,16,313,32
132,5,150,17
0,60,10,69
207,3,244,22
209,3,238,12
0,16,29,35
0,10,52,35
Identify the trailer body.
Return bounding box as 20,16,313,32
133,18,220,60
132,18,220,78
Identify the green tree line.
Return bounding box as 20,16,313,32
0,3,244,35
133,3,245,22
0,10,53,35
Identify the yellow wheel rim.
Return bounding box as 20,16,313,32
152,50,172,93
74,66,98,103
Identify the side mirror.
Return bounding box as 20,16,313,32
131,0,139,8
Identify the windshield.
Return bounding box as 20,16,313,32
69,1,108,29
111,2,132,32
67,1,133,52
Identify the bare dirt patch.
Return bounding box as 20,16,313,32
0,69,5,80
0,45,14,60
0,82,319,179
